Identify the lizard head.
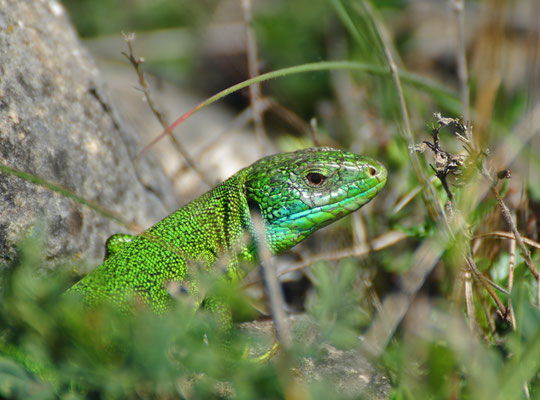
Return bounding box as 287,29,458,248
243,147,387,254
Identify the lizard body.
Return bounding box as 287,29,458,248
69,147,387,312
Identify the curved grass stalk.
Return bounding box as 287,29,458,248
136,60,460,161
0,164,136,230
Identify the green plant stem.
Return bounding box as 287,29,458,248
136,60,459,161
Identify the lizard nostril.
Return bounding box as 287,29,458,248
368,167,377,177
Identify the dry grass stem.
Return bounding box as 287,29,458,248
250,212,292,350
475,284,496,335
363,1,446,224
391,175,439,214
465,255,507,317
240,0,268,153
508,237,517,330
489,182,538,281
464,269,475,330
451,0,470,122
309,118,321,147
474,231,540,250
279,230,408,277
266,99,312,138
122,33,215,187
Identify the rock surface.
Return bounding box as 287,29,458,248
0,0,175,268
241,315,391,400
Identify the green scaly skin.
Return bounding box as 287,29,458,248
68,147,387,312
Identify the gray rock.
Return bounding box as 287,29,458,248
0,0,175,268
241,315,391,399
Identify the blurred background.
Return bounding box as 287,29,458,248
60,0,540,204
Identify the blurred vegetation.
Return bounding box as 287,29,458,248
2,0,539,398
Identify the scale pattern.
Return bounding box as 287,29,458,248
69,147,387,312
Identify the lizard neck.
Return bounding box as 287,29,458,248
149,174,257,270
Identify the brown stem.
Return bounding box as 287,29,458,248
451,0,470,123
240,0,267,153
465,255,507,318
122,33,215,187
486,173,539,280
250,212,292,350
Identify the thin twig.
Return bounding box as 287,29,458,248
508,236,517,330
266,98,312,138
241,230,407,289
466,241,510,296
474,231,540,250
450,267,465,314
489,179,538,281
122,33,168,129
250,211,292,350
240,0,267,153
279,230,407,277
173,103,269,180
391,175,439,214
122,33,215,187
309,118,321,147
475,283,496,335
451,0,470,122
523,382,531,400
481,275,509,296
464,268,475,330
363,0,447,225
465,255,507,317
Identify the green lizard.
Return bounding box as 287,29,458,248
68,147,387,312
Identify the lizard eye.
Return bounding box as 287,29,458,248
306,172,327,186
